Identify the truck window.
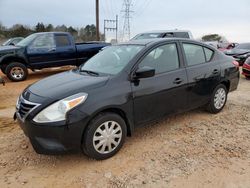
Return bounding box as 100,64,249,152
31,34,55,48
55,35,71,47
174,32,189,39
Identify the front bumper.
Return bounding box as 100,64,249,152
15,108,90,155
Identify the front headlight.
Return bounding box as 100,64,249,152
33,93,88,123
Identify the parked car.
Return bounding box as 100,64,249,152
224,43,250,66
0,32,110,81
14,38,239,160
218,43,238,52
131,30,193,40
1,37,24,46
0,76,4,85
242,57,250,79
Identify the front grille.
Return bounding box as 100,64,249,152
17,96,40,120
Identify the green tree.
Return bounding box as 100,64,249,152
202,34,222,42
46,24,54,32
35,22,46,32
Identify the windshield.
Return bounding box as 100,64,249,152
132,33,161,40
235,43,250,50
16,33,38,47
80,45,144,75
2,39,11,46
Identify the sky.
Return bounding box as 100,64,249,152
0,0,249,42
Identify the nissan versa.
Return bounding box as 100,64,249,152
14,38,239,160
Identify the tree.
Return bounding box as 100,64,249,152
46,24,54,32
202,34,222,42
35,22,46,32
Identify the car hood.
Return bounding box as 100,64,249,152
225,49,250,56
0,45,21,54
28,70,109,99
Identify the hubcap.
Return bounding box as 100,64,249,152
93,121,122,154
214,88,226,110
10,67,24,79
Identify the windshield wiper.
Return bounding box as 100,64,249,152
80,69,99,76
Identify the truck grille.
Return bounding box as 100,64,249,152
17,96,40,120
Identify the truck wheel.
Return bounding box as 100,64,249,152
1,65,7,74
6,62,28,82
206,84,228,114
82,112,127,160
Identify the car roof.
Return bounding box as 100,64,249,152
119,38,198,46
35,32,69,35
138,30,192,34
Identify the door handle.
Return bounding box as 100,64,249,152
48,48,56,52
173,78,183,85
213,69,219,74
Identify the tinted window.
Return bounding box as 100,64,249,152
174,32,189,39
183,43,206,66
139,43,179,74
204,47,214,61
55,35,71,47
31,34,55,48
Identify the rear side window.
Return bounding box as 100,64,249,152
139,43,179,74
55,35,71,47
204,47,214,61
183,43,206,66
174,32,189,39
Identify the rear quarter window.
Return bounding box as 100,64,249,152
204,47,214,61
55,35,71,47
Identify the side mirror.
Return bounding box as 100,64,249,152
134,66,155,79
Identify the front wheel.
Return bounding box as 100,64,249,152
82,113,127,160
6,62,28,82
207,84,228,114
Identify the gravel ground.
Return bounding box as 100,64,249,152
0,69,250,188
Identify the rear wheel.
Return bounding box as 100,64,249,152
207,84,228,114
245,75,250,79
6,62,28,82
82,113,127,160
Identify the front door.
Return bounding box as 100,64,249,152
131,43,188,125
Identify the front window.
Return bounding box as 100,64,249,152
80,45,144,75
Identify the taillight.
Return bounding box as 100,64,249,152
232,60,239,68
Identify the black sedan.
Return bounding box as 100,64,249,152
225,43,250,66
15,38,239,160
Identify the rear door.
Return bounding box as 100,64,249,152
131,42,188,125
181,42,221,109
53,34,77,66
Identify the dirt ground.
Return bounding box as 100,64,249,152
0,68,250,188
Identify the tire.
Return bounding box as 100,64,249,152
207,84,228,114
5,62,28,82
245,75,250,79
1,65,7,74
82,112,127,160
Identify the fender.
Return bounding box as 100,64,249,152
0,54,28,66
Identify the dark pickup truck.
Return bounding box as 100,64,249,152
0,32,110,81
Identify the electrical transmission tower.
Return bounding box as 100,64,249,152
122,0,133,41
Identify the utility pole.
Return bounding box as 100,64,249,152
122,0,133,41
104,15,118,42
95,0,100,41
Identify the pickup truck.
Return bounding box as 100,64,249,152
0,32,110,81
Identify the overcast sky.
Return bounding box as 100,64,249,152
0,0,249,42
